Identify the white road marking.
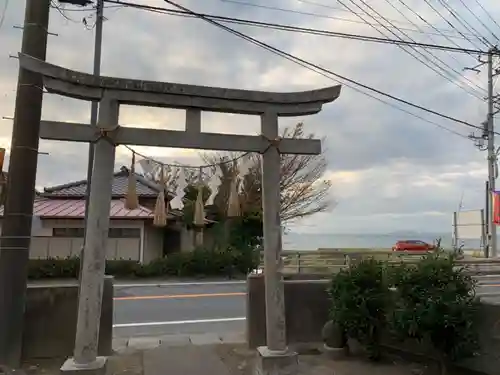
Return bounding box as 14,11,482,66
113,317,246,328
115,281,246,288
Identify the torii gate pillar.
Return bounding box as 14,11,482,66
19,54,341,375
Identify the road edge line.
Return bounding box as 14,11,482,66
115,280,247,288
113,317,246,328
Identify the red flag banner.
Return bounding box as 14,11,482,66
494,191,500,225
0,148,4,172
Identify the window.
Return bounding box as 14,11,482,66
108,228,141,238
53,227,84,238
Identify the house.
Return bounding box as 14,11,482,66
0,166,212,263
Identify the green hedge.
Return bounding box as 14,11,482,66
328,251,480,369
28,248,259,280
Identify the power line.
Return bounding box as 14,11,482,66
173,0,480,42
376,0,485,95
295,0,478,40
0,0,9,30
102,0,492,138
422,0,485,51
394,0,479,60
223,0,466,39
435,0,491,48
102,0,491,55
50,0,80,22
159,0,493,135
472,0,500,35
456,0,499,43
337,0,485,100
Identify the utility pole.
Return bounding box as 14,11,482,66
467,47,500,258
486,48,497,258
0,0,51,367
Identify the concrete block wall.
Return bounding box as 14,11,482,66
22,276,114,360
246,274,330,349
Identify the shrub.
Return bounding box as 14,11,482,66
390,251,480,374
328,258,391,360
27,245,260,280
28,257,80,279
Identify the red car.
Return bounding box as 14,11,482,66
392,240,435,252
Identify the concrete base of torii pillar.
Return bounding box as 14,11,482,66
60,357,107,375
254,346,299,375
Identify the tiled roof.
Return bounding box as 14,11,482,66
0,198,181,219
41,166,172,199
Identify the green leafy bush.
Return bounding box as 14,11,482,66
28,246,260,280
328,258,391,360
28,257,80,279
390,251,480,374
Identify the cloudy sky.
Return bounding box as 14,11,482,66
1,0,499,234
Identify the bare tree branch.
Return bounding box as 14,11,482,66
201,122,336,223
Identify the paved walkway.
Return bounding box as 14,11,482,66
113,332,245,352
22,338,428,375
105,342,429,375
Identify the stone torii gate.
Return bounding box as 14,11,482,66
19,53,341,375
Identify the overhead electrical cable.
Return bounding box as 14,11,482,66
0,0,9,30
159,0,494,136
222,0,463,39
422,0,485,51
331,0,486,97
103,0,492,138
377,0,485,95
337,0,485,100
435,0,491,48
295,0,477,40
394,0,479,60
472,0,500,35
456,0,499,43
102,0,490,55
212,0,477,41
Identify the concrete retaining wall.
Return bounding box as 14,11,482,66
246,274,500,375
246,275,330,348
22,276,114,361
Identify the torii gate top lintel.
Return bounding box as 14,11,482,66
19,53,341,116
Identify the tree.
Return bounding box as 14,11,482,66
181,184,212,228
202,122,335,223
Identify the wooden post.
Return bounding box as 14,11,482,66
71,96,118,369
260,111,287,353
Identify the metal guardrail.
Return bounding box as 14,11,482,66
258,249,500,276
254,250,500,298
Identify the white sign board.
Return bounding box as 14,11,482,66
455,210,484,239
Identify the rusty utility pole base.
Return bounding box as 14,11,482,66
60,357,107,375
254,346,298,375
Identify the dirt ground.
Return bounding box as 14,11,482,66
15,344,465,375
214,344,432,375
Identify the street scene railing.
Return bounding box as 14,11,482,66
258,248,500,276
256,249,500,299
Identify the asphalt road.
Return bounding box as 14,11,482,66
113,277,500,339
113,281,247,338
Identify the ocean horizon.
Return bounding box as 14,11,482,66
282,232,482,250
